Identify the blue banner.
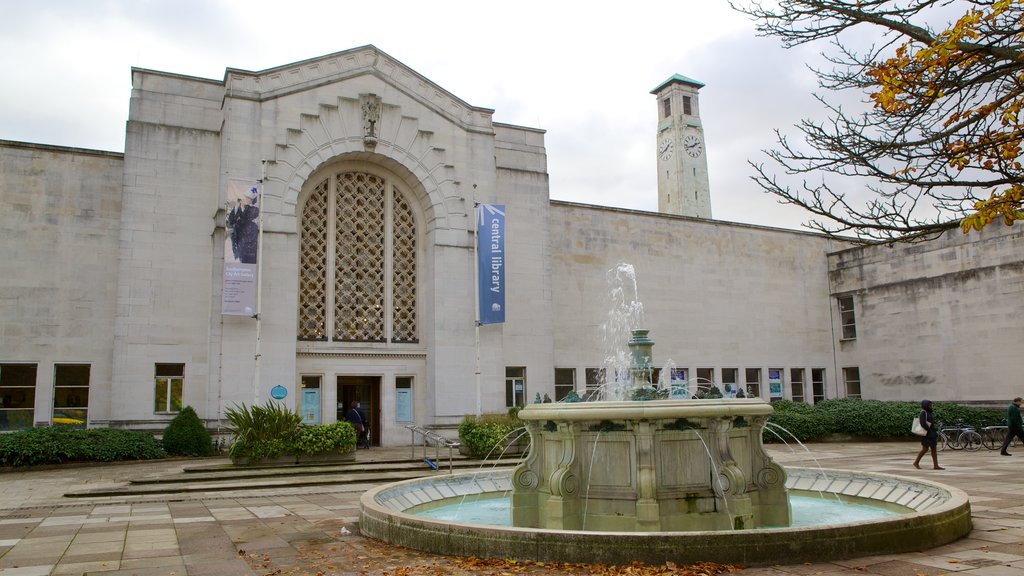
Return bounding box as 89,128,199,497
477,204,506,325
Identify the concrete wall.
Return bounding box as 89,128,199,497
549,203,848,401
110,70,224,426
829,223,1024,403
0,141,123,425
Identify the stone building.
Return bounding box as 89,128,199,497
1,45,1021,442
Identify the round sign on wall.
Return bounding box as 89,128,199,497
270,385,287,400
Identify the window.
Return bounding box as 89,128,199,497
722,368,738,397
53,364,89,428
155,364,184,413
745,368,762,398
838,295,856,340
791,368,806,403
811,368,826,404
696,368,714,387
682,96,692,115
650,367,662,386
0,363,36,431
662,97,671,118
298,171,418,343
844,367,862,399
395,376,413,422
554,368,576,401
584,368,605,401
506,367,526,407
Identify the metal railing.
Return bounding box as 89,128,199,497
406,424,460,473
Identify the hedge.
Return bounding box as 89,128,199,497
0,427,167,466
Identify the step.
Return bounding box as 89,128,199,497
63,458,520,499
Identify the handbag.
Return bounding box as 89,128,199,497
911,415,927,436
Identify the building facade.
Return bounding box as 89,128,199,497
1,46,1021,442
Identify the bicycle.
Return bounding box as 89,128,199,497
981,425,1024,451
937,422,983,451
981,426,1006,450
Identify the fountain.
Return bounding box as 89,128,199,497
359,264,972,565
510,329,789,532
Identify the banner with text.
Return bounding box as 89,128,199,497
477,204,506,325
222,179,261,316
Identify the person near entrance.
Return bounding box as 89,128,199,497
347,400,369,449
1000,397,1024,456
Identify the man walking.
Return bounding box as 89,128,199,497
1000,397,1024,456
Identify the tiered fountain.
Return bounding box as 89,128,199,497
511,329,789,532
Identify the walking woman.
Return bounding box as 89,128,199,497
913,399,944,470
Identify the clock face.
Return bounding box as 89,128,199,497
659,137,674,161
683,134,703,158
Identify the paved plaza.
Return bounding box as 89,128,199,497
0,442,1022,576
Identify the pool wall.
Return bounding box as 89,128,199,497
359,467,972,566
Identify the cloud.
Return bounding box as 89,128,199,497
0,0,876,232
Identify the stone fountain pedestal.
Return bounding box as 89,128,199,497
511,399,790,531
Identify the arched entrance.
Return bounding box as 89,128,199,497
294,161,427,445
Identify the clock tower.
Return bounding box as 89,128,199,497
652,74,712,218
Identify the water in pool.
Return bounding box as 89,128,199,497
414,493,903,529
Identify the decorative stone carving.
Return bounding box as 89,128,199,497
360,93,382,149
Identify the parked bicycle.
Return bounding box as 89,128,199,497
937,422,983,451
980,425,1024,451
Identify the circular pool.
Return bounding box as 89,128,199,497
359,467,971,566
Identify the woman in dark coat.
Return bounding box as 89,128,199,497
913,399,944,470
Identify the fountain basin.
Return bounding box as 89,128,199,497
359,467,971,566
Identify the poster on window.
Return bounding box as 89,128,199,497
222,179,261,316
301,387,321,425
769,369,783,399
669,368,688,398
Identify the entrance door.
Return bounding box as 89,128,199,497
337,376,380,447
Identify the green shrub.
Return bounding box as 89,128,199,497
458,413,525,459
225,402,358,462
161,406,213,457
225,401,302,460
764,400,834,442
814,399,921,438
0,427,166,466
764,398,1005,442
292,422,357,455
931,402,1004,429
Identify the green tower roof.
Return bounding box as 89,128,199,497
650,74,705,94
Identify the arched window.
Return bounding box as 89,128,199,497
298,171,417,343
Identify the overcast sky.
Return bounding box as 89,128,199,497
1,0,840,231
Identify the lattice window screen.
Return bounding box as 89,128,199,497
334,173,386,341
392,189,418,342
298,179,329,340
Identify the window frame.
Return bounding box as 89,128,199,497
53,363,89,428
554,368,576,401
843,367,862,399
790,368,806,403
745,368,762,399
505,367,527,408
0,363,37,431
811,368,826,404
154,363,184,414
721,368,738,397
838,295,857,340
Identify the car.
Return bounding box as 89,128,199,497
52,412,85,426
